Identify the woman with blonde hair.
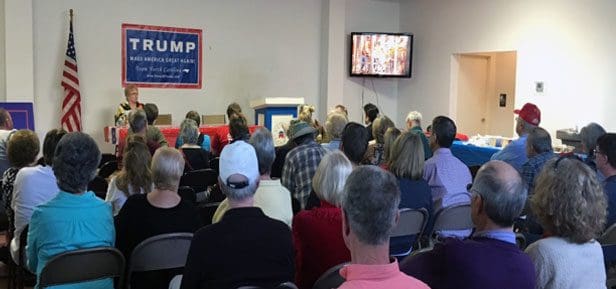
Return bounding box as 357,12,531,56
388,131,432,255
525,157,607,289
381,127,401,170
292,151,353,289
106,135,153,215
364,115,395,165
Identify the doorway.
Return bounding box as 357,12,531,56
450,51,517,138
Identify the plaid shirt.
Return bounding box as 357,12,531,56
521,151,555,194
282,141,327,210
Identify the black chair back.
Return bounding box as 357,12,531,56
209,157,220,173
99,153,117,168
38,247,125,289
98,161,119,179
127,233,193,288
88,176,109,200
179,168,218,193
178,186,196,204
312,262,347,289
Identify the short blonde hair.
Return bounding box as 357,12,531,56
151,147,185,192
531,157,607,244
124,84,138,97
312,151,352,206
389,131,424,180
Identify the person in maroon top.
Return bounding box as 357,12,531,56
211,102,242,156
292,150,353,289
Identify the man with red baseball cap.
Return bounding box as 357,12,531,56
490,103,541,171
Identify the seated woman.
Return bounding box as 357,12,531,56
27,132,114,289
380,127,401,170
525,157,607,289
387,131,433,254
175,111,211,152
178,119,210,172
105,135,153,216
115,147,202,289
363,115,395,166
292,151,352,289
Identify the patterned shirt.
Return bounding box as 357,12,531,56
114,101,143,126
521,151,555,195
282,141,327,210
1,167,20,227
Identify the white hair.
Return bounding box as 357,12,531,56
406,111,422,123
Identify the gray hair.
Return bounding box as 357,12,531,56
580,122,606,154
220,181,258,201
129,109,148,133
249,128,275,175
472,160,527,227
527,127,552,154
152,147,185,192
179,119,199,145
372,115,395,144
518,118,537,135
406,111,422,125
53,132,101,194
325,112,348,140
312,151,352,206
342,166,400,245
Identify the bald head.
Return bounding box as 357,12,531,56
472,160,527,227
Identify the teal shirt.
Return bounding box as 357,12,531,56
27,191,115,289
411,126,433,160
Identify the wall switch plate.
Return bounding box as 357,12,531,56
535,81,544,93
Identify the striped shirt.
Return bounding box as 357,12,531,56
282,141,327,210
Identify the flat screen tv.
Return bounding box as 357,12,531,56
350,32,413,78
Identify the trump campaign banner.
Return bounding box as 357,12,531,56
122,23,202,89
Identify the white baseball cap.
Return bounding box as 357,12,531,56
219,141,260,188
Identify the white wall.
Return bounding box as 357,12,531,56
33,0,323,152
399,0,616,139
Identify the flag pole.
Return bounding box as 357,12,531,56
69,9,73,22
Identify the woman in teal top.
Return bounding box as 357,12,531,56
27,132,114,289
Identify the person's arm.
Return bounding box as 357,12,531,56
26,209,41,272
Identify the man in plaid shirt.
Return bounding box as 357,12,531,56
282,121,327,210
521,127,555,195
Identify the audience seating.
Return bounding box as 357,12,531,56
312,262,348,289
390,208,428,256
209,157,220,173
88,176,109,200
179,168,217,193
98,160,118,179
10,224,35,289
99,153,117,168
38,247,124,289
198,202,221,226
178,186,197,204
429,204,473,242
126,233,193,289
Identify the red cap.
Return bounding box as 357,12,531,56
514,103,541,126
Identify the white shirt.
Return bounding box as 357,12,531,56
105,176,146,216
10,165,59,263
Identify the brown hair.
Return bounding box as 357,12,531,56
388,131,424,180
116,135,153,197
383,127,401,163
531,157,607,244
7,130,40,168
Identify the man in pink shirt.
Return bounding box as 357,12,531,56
339,166,430,289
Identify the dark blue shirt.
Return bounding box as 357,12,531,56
391,178,433,255
605,175,616,228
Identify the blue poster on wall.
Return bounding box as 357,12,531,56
122,23,203,89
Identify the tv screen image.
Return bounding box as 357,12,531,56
350,32,413,78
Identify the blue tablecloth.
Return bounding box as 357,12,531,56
451,141,501,167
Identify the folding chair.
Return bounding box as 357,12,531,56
38,247,125,289
99,153,117,168
178,186,196,204
126,233,193,289
209,157,220,174
98,160,118,179
429,204,473,243
312,262,348,289
88,176,109,200
179,168,218,193
389,208,428,257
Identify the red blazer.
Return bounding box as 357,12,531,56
292,201,351,289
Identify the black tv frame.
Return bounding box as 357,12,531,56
349,32,413,78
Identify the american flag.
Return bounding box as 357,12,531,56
60,17,81,132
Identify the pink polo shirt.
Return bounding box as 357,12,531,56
338,259,430,289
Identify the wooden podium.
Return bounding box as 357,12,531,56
250,97,304,146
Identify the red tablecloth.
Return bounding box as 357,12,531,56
104,125,259,147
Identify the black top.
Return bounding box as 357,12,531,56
115,194,203,289
181,207,295,289
366,123,374,141
271,142,296,179
391,178,433,254
182,147,210,172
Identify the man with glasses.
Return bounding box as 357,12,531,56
402,160,535,289
595,133,616,227
491,103,541,172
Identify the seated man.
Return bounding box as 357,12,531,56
181,141,294,289
491,103,541,171
338,166,428,289
521,127,554,195
596,133,616,227
402,160,535,289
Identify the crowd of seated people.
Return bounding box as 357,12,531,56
0,99,615,289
